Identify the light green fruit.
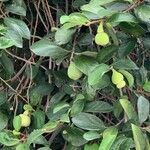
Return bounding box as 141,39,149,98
112,69,124,85
67,62,82,80
12,130,21,136
23,110,30,116
116,80,126,89
95,32,109,46
97,22,104,33
19,114,31,127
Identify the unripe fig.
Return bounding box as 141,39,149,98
116,80,126,89
111,69,124,85
97,22,104,33
95,32,109,46
67,62,82,80
12,130,21,136
19,114,31,127
23,110,30,116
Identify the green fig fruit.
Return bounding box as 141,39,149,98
116,80,126,89
23,110,30,116
97,21,104,33
12,130,21,136
67,62,82,80
95,32,109,46
19,114,31,127
111,69,124,85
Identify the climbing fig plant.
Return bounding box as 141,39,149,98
0,0,150,150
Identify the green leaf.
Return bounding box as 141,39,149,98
74,55,99,75
42,121,59,131
0,52,14,75
135,5,150,25
84,143,99,150
97,45,118,63
83,131,100,141
30,39,69,59
32,110,45,129
84,101,113,113
90,0,115,5
110,135,131,150
27,129,46,145
53,103,70,113
81,4,115,19
71,94,85,116
109,13,138,26
99,127,118,150
0,91,7,106
0,36,14,49
16,143,30,150
113,58,138,70
6,4,26,16
143,81,150,92
72,112,105,131
0,132,20,146
119,99,137,121
118,39,136,58
0,112,8,131
118,70,134,87
88,64,110,85
37,147,51,150
13,116,21,132
30,84,53,106
63,127,87,147
5,29,23,48
131,124,146,150
137,96,149,124
4,17,30,39
55,27,76,45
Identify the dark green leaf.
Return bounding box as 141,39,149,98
30,39,69,59
137,96,149,124
55,27,76,45
97,45,118,63
63,127,87,146
88,64,110,85
143,81,150,92
72,112,105,131
0,112,8,131
113,59,138,70
32,110,46,129
0,52,14,75
4,17,30,39
83,131,100,141
0,132,20,146
135,5,150,24
74,55,99,75
109,13,138,26
84,101,113,113
0,36,14,49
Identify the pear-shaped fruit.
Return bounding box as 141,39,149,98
97,22,104,33
23,110,30,116
95,32,109,46
12,130,21,136
19,114,31,127
67,62,82,80
116,80,126,89
112,69,124,85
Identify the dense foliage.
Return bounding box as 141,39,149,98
0,0,150,150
